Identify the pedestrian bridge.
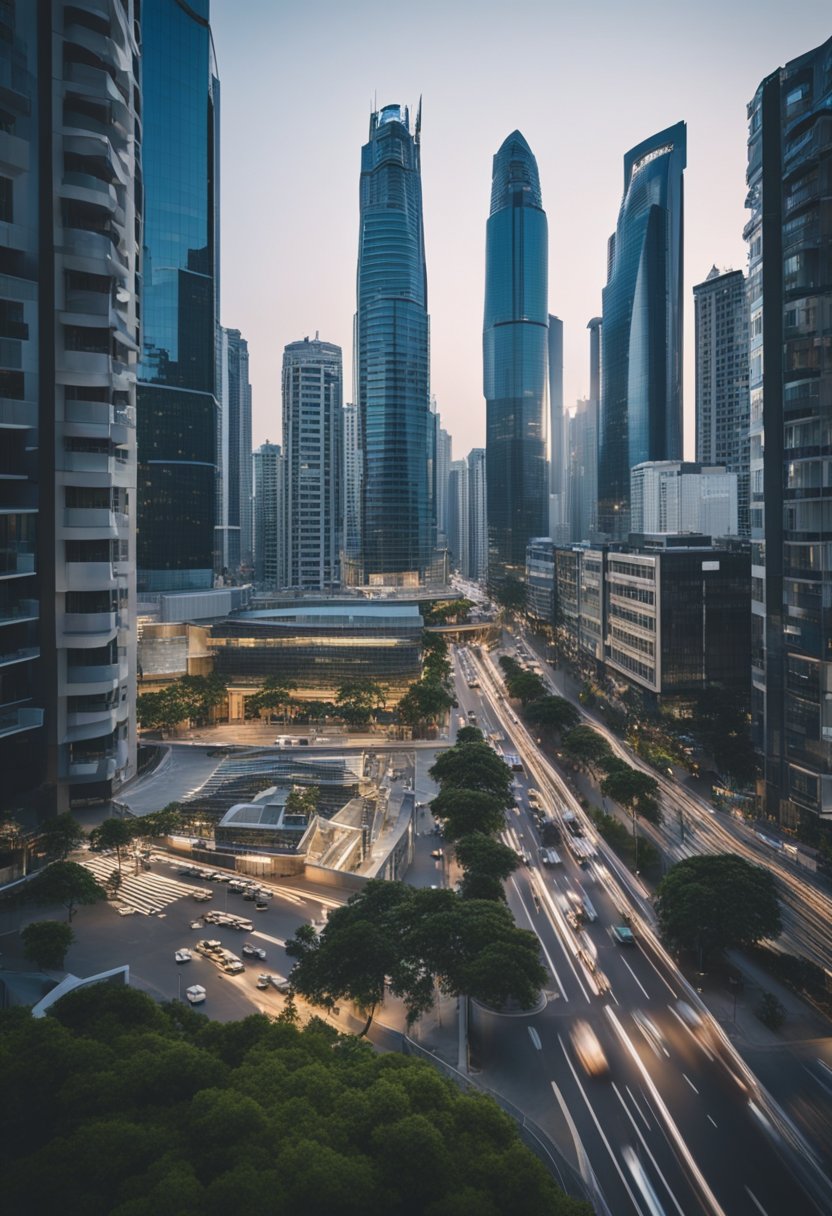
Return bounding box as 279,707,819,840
425,620,500,644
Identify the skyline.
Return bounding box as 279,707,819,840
212,0,831,457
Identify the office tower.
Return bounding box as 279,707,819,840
586,317,602,538
447,460,469,575
342,403,361,562
484,131,549,581
747,36,832,829
137,0,219,593
693,267,750,536
253,443,284,591
216,327,252,576
598,123,686,539
548,316,567,541
354,103,431,586
435,426,452,548
0,1,140,815
467,448,488,583
282,337,342,592
630,461,738,537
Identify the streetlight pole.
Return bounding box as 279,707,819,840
632,805,639,872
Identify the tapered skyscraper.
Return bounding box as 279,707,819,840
484,132,549,582
353,103,431,585
598,123,686,539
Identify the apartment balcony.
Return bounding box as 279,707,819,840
0,600,38,629
63,22,130,79
64,61,125,106
65,705,120,741
0,646,39,669
60,172,118,214
65,663,121,697
0,398,37,430
61,227,128,279
66,754,118,783
0,706,44,740
62,449,117,476
0,548,36,578
0,130,29,176
61,612,117,647
62,507,127,539
64,561,115,591
0,219,29,254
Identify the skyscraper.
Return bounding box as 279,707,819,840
447,460,469,576
548,316,567,542
216,327,252,576
747,36,832,830
598,123,686,539
467,449,488,583
484,131,549,581
0,0,141,814
253,443,284,591
693,267,750,536
435,426,452,549
282,337,342,592
342,403,362,562
137,0,219,593
354,103,431,586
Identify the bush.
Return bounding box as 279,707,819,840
756,991,786,1031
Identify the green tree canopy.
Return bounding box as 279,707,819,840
560,725,613,774
23,860,106,922
397,679,455,727
244,677,297,720
429,742,513,806
38,813,86,861
506,670,547,705
132,804,183,839
656,854,782,964
455,725,484,745
429,789,508,841
0,985,589,1216
493,576,527,613
21,919,74,970
421,598,472,625
89,817,136,875
523,696,580,735
285,785,319,819
175,674,228,724
600,762,662,824
136,686,188,732
334,679,386,725
454,833,519,901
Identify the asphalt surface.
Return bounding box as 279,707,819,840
449,644,832,1216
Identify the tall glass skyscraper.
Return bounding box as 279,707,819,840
484,131,549,582
354,103,431,586
598,123,686,539
137,0,219,592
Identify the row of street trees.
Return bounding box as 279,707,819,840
136,674,228,732
396,631,456,731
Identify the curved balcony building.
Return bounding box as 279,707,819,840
354,103,431,586
598,123,686,540
483,131,549,582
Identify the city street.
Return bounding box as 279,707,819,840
449,645,832,1216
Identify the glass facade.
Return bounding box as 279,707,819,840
137,0,219,592
484,131,549,580
599,124,686,539
747,37,832,828
355,104,431,584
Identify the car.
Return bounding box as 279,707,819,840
242,943,266,959
116,906,137,917
222,959,244,974
430,848,444,859
570,1019,609,1077
256,974,271,990
611,924,635,946
258,973,293,994
676,1000,704,1030
189,919,204,930
255,901,268,911
185,984,206,1005
632,1010,668,1058
174,948,192,964
243,890,256,901
192,890,213,902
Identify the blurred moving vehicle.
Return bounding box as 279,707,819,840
570,1019,609,1076
185,985,206,1004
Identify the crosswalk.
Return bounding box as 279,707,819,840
81,854,197,916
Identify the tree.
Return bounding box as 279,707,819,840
285,785,319,819
24,861,106,922
21,920,75,970
89,817,136,875
334,679,386,726
421,599,472,625
560,725,612,774
132,803,183,840
455,725,484,745
105,868,122,899
600,762,662,825
243,677,297,721
656,854,782,965
506,670,546,705
136,686,188,733
454,834,519,901
493,575,527,613
175,674,228,724
396,679,455,727
429,789,508,841
429,742,513,805
38,813,85,861
523,695,580,736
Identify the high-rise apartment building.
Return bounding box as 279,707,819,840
137,0,219,594
216,327,252,576
484,131,549,581
0,0,140,814
342,403,361,562
253,443,284,591
467,448,488,583
435,426,452,549
282,337,342,592
694,267,750,536
630,461,738,537
354,103,431,586
548,316,567,542
447,460,469,576
598,124,686,539
747,36,832,830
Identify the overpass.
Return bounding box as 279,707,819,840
426,620,500,645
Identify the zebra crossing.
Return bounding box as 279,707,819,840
81,854,198,916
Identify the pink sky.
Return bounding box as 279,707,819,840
212,0,830,461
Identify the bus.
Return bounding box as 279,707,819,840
504,753,524,773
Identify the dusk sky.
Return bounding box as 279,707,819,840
212,0,831,459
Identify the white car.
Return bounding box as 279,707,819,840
174,948,192,964
185,984,206,1005
570,1019,609,1077
116,906,137,917
242,943,266,960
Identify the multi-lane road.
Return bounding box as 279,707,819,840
450,643,832,1216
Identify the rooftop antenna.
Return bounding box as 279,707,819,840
415,94,422,143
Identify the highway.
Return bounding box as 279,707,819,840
451,644,831,1216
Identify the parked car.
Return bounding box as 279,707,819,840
192,890,213,902
242,943,266,960
189,920,204,930
185,985,206,1005
174,948,192,964
255,901,268,911
257,973,292,994
117,906,137,917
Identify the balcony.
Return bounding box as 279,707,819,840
62,449,114,475
65,705,120,741
0,398,37,430
62,611,117,641
0,646,39,669
0,707,44,740
65,61,125,106
0,130,29,176
66,754,118,782
0,219,29,253
0,600,38,628
0,548,35,578
62,227,128,279
60,171,118,213
62,508,127,538
64,561,114,591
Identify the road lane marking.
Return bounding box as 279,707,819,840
531,876,593,1002
626,1085,652,1131
744,1187,769,1215
528,1026,542,1050
620,956,651,1000
636,945,679,999
682,1074,699,1095
707,1115,718,1128
556,1037,647,1216
604,1007,728,1216
252,932,286,947
612,1082,688,1216
549,1079,611,1214
510,877,570,1002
